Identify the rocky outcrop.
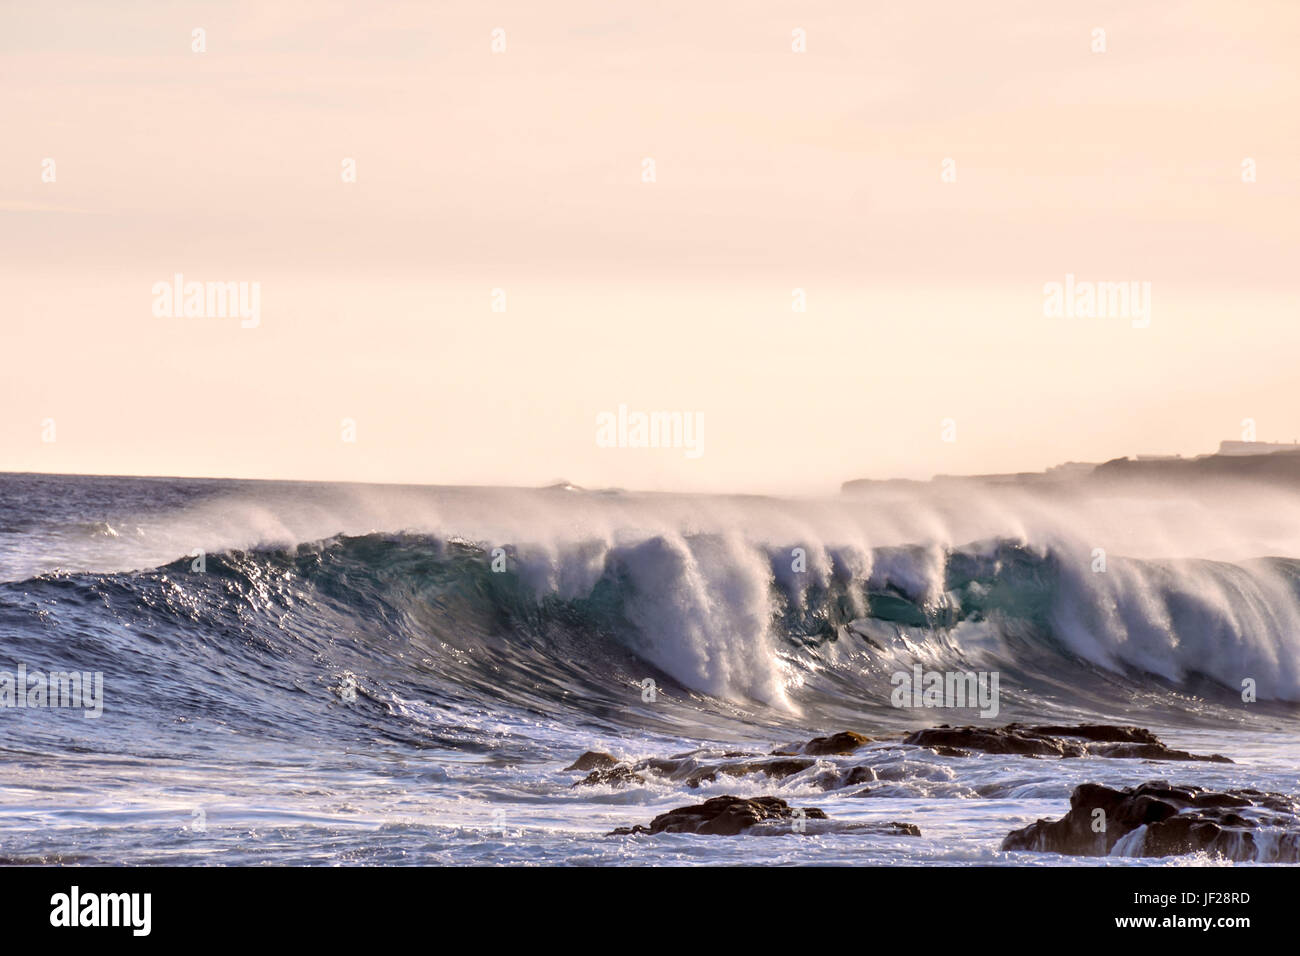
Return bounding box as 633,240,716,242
1001,780,1300,862
571,764,645,787
608,795,923,837
1085,741,1232,762
1026,724,1158,743
904,723,1231,762
775,731,873,756
565,751,619,772
565,723,1232,799
609,796,825,836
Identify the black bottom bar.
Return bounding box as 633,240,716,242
0,864,1281,942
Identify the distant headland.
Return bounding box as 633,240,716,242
843,440,1300,494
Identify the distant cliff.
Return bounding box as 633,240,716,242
1090,449,1300,484
842,448,1300,494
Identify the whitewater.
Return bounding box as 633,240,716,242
1,472,1297,865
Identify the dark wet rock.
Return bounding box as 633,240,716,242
1025,724,1159,744
565,751,620,772
775,731,873,756
572,764,645,788
609,795,827,836
906,724,1082,757
904,723,1231,763
608,796,922,837
927,745,971,758
1001,780,1300,862
1086,742,1232,763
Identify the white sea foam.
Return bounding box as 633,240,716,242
8,478,1300,703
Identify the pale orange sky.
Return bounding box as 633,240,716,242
2,0,1298,493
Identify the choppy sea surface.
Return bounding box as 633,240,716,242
1,472,1297,865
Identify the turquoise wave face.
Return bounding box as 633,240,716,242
6,531,1295,761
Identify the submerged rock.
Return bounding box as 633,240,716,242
904,723,1231,762
685,757,815,787
1001,780,1300,862
840,765,879,787
572,764,645,788
852,820,922,836
609,795,827,836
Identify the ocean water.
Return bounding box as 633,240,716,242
1,472,1297,866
